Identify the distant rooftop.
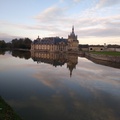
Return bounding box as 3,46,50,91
33,36,68,45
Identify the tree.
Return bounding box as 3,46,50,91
6,42,12,49
24,38,32,49
11,38,18,48
0,40,6,48
11,38,32,49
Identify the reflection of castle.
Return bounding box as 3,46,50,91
67,55,78,77
31,51,78,77
31,26,79,52
31,52,67,67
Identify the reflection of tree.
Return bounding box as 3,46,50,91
0,50,6,55
31,51,78,77
12,51,31,60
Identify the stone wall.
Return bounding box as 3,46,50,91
85,52,120,63
89,46,104,51
107,48,120,52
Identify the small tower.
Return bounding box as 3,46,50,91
36,35,41,41
68,26,79,51
68,26,77,42
72,26,74,34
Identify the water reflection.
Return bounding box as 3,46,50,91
31,51,78,77
0,50,120,120
0,49,6,55
12,50,31,60
1,50,119,69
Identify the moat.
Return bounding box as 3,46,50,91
0,50,120,120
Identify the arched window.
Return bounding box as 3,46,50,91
90,48,93,50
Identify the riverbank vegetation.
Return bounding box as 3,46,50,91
90,51,120,56
0,96,22,120
0,38,32,50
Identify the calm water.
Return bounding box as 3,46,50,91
0,50,120,120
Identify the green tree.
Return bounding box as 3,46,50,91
24,38,32,49
0,40,6,48
11,38,32,49
11,38,18,48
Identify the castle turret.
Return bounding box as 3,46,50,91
68,26,79,51
72,26,74,34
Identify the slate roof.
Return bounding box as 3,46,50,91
107,45,120,48
33,37,68,45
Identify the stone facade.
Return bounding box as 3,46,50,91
68,26,79,51
79,45,105,52
89,45,105,51
106,45,120,52
79,44,89,51
31,26,79,52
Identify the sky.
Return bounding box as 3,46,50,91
0,0,120,45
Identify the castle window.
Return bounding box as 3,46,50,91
90,48,92,50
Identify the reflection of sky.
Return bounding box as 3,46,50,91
0,53,120,120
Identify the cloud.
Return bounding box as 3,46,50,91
1,14,120,42
0,32,20,42
27,14,120,38
73,14,120,37
60,0,81,3
0,0,120,43
96,0,120,9
73,0,81,3
78,27,120,37
34,5,66,23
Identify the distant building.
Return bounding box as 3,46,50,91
89,45,105,51
79,44,105,52
106,45,120,52
88,44,120,52
31,26,79,52
79,44,89,51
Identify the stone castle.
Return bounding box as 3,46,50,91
31,26,79,52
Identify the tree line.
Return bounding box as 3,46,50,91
0,38,32,49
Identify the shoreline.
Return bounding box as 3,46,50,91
85,52,120,63
1,49,120,63
0,96,22,120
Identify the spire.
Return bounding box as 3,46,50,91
37,35,41,41
70,68,73,77
72,26,74,33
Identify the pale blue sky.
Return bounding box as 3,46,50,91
0,0,120,44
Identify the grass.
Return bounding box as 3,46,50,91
0,96,22,120
90,51,120,56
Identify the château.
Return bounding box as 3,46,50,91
31,26,79,52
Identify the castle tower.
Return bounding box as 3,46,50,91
72,26,74,34
68,26,77,42
68,26,79,51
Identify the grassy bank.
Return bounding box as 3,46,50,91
90,51,120,56
0,96,22,120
